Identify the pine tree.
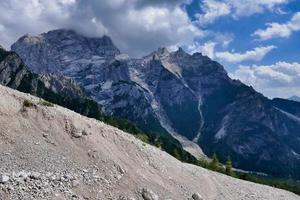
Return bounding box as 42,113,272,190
209,153,219,171
225,157,233,176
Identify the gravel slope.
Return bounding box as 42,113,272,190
0,85,299,200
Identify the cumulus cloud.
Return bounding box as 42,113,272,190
196,0,230,26
188,41,217,58
196,0,289,25
0,0,204,57
253,12,300,40
215,45,276,63
230,61,300,98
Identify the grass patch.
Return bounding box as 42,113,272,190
39,100,54,107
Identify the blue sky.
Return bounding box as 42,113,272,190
0,0,299,98
185,0,300,72
183,0,300,98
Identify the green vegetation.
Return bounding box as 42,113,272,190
235,172,300,196
195,153,300,196
209,153,220,171
39,100,54,107
225,157,233,176
23,99,35,108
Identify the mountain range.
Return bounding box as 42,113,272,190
5,29,300,179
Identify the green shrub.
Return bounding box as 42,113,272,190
39,100,54,107
225,157,233,176
23,99,35,108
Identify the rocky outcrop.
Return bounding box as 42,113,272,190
11,29,300,178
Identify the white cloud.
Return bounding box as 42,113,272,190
228,0,288,17
215,45,276,63
196,0,289,25
230,61,300,98
0,0,204,57
196,0,230,26
188,41,217,58
253,12,300,40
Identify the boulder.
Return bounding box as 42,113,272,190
192,193,203,200
0,174,10,184
141,188,158,200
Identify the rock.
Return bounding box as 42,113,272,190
117,165,125,174
30,172,41,179
0,175,10,184
43,133,49,138
82,129,88,136
72,128,82,138
118,196,136,200
71,180,80,188
141,188,158,200
192,193,203,200
16,170,30,179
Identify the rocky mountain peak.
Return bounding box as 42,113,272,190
11,29,120,74
16,34,45,45
174,47,188,56
155,47,170,57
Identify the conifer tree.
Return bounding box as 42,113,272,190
210,153,219,170
225,156,233,176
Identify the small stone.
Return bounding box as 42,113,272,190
141,188,158,200
192,193,203,200
118,196,136,200
17,170,29,178
30,172,41,179
0,175,10,184
117,166,125,174
72,180,80,188
72,130,82,138
82,129,88,136
71,125,82,138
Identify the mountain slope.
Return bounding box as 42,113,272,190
11,29,300,178
0,46,201,167
0,84,299,200
0,47,104,120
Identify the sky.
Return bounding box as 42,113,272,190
0,0,299,98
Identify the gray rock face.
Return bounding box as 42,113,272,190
39,73,87,99
0,175,9,184
0,48,86,100
11,29,300,178
11,29,120,74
